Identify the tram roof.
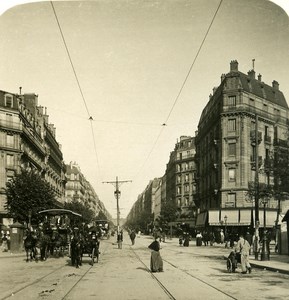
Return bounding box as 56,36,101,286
38,209,82,217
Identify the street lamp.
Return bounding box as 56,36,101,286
260,198,270,261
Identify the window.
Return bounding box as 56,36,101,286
5,95,13,108
228,143,236,156
185,174,189,182
177,186,182,195
184,197,189,206
177,198,181,207
228,96,236,106
6,134,14,147
228,168,236,181
184,185,190,193
227,193,236,206
228,119,236,131
177,175,182,184
6,154,14,166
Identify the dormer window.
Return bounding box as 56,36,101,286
5,94,13,108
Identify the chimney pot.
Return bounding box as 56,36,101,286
272,80,279,90
230,60,238,72
258,74,262,81
247,69,256,80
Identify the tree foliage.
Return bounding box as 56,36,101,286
160,200,178,223
64,200,95,225
5,169,56,225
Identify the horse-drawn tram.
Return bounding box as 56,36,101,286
23,208,101,267
23,208,82,262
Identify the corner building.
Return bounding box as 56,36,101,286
0,89,66,225
195,61,289,235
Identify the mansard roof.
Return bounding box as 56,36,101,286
238,71,288,109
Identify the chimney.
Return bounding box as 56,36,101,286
258,74,262,81
230,60,238,72
247,69,256,80
19,87,22,95
272,80,279,90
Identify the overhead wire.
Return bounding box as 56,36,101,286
133,0,223,180
50,1,91,119
50,1,101,182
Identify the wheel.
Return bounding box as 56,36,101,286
91,248,95,265
227,259,233,273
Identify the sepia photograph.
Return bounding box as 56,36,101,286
0,1,289,299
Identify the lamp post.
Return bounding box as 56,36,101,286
28,209,32,230
114,189,121,232
260,198,270,261
224,215,228,248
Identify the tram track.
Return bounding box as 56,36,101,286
130,246,177,300
1,239,111,300
130,243,237,300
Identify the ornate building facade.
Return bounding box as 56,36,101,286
0,89,66,224
195,61,289,232
165,136,197,224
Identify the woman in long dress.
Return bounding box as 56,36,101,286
148,237,163,272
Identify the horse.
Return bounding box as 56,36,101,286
49,230,67,257
38,231,51,261
70,233,83,268
24,231,38,262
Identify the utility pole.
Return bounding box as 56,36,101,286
254,115,260,260
103,176,132,231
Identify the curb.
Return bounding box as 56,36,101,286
223,255,289,275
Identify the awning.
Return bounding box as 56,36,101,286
208,210,220,225
196,212,207,227
220,210,239,225
239,209,252,226
38,209,82,217
257,210,278,228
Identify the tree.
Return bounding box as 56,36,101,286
160,201,178,224
64,199,95,225
5,169,56,225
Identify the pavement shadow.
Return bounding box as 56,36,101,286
137,266,150,273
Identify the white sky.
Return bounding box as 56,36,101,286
1,1,289,219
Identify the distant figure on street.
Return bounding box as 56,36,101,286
129,230,136,245
236,234,252,274
1,233,8,252
196,232,202,246
117,230,123,249
183,232,190,247
148,237,163,272
179,234,183,246
220,229,225,244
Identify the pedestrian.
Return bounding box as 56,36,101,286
179,234,183,246
236,234,252,274
183,232,190,247
1,233,8,252
220,229,225,244
129,230,136,245
117,229,123,249
196,232,202,246
148,237,163,272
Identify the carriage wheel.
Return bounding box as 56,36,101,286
91,248,95,266
227,259,232,273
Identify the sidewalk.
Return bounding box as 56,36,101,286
163,237,289,275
